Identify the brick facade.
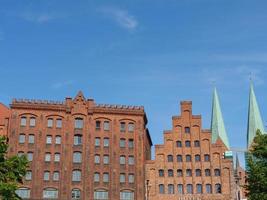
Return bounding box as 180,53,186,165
0,103,10,137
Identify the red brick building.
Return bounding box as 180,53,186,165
145,91,236,200
5,91,152,200
0,103,10,136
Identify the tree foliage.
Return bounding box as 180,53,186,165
245,130,267,200
0,136,28,200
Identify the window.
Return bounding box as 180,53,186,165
95,137,100,147
120,173,126,183
72,170,81,182
159,169,164,177
120,191,134,200
177,169,183,177
186,184,193,194
176,140,182,147
18,151,24,157
197,184,202,194
44,171,50,181
94,155,100,164
73,152,82,163
20,117,27,126
214,169,221,176
177,155,183,162
186,155,191,162
103,121,110,131
167,155,173,162
74,135,82,145
120,156,126,165
54,153,60,162
168,169,174,177
215,183,222,193
185,127,190,133
27,152,33,161
128,139,134,148
16,188,30,198
103,138,109,147
25,171,32,181
128,174,134,183
103,155,109,164
204,154,210,162
159,184,165,194
196,169,201,177
194,140,200,147
29,117,36,127
94,190,108,200
72,189,81,199
75,118,83,129
46,135,52,144
206,184,212,194
128,156,134,165
55,136,61,144
195,154,201,162
95,121,101,130
43,188,58,199
56,119,62,128
120,138,126,148
185,140,191,147
45,153,51,162
205,169,211,176
186,169,192,177
47,118,53,128
120,122,126,132
19,134,25,144
53,171,59,181
128,123,135,132
177,184,183,194
168,184,174,194
28,134,34,144
103,173,109,183
94,172,100,182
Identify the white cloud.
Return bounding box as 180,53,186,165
51,80,74,89
99,7,138,31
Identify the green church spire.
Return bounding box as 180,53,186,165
211,88,230,149
247,82,265,148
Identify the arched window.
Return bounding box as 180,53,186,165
43,171,50,181
128,174,134,183
103,172,109,183
47,118,53,127
177,184,183,194
25,170,32,181
20,117,27,126
128,156,134,165
185,140,191,147
177,169,183,177
215,183,222,193
206,184,212,194
159,184,165,194
74,135,82,145
176,140,182,147
103,138,109,147
55,135,61,144
205,169,211,176
75,118,83,129
29,117,36,127
194,140,200,147
195,169,201,177
53,171,59,181
159,169,164,177
168,184,174,194
27,152,33,161
103,155,109,164
28,134,34,144
186,169,192,177
167,155,173,162
204,154,210,162
168,169,174,177
72,170,81,182
195,154,201,162
73,152,82,163
103,121,110,131
95,120,101,130
94,154,100,164
56,119,62,128
120,122,126,132
120,173,126,183
94,172,100,182
120,138,126,148
186,184,193,194
94,190,108,200
120,190,134,200
120,155,126,165
177,155,183,162
43,188,58,199
54,153,60,162
196,184,202,194
214,169,221,176
72,188,81,199
128,123,135,132
186,155,191,162
16,187,30,199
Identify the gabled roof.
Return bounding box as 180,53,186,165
211,88,230,149
74,91,86,102
247,83,265,148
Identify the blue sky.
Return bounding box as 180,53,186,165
1,0,267,166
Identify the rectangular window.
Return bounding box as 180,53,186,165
27,152,33,161
44,171,50,181
120,156,126,165
19,134,25,144
120,139,126,148
56,119,62,128
95,121,101,130
94,155,100,164
94,173,100,182
45,153,51,162
54,153,60,162
55,136,61,144
95,137,100,147
128,139,134,148
53,172,59,181
73,152,82,163
74,135,82,145
72,170,81,182
103,121,110,131
103,155,109,164
75,118,83,129
25,171,32,180
20,117,26,126
28,134,34,144
29,117,36,127
46,135,52,144
47,118,53,128
120,173,125,183
128,123,135,132
128,156,134,165
103,173,109,183
128,174,134,183
103,138,109,147
120,122,126,132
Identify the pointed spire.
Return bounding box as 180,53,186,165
211,88,230,149
247,82,265,148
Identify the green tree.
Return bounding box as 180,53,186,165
0,136,28,200
245,130,267,200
